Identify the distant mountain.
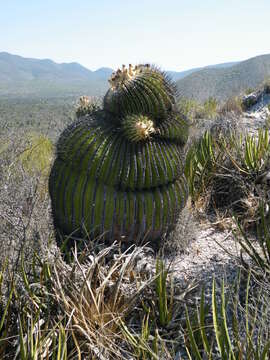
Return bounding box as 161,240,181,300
176,54,270,102
168,62,238,82
1,52,270,101
0,52,113,97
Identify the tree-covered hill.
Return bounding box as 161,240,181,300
176,54,270,102
0,52,113,97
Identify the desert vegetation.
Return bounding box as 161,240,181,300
1,79,270,359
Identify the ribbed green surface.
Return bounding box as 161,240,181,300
49,157,188,242
55,114,184,191
103,67,176,120
157,112,189,145
49,64,189,246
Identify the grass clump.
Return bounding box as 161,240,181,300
178,97,218,121
185,128,270,228
219,96,243,116
183,206,270,359
184,273,270,359
0,244,191,359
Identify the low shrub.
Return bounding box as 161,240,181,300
177,97,201,119
199,97,218,119
219,96,243,115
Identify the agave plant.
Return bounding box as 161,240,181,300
49,64,189,246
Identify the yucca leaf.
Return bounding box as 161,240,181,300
261,340,270,359
221,279,235,359
198,286,211,356
185,306,203,360
18,316,27,360
212,278,225,358
0,285,14,333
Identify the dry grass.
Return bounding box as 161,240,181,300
219,96,243,116
52,243,154,359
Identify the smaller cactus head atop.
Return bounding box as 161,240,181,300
74,64,189,145
104,63,177,121
75,96,100,118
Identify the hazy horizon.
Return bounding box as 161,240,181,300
1,0,270,72
0,50,258,73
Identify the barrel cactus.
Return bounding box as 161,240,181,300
49,64,189,246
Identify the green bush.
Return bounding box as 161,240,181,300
177,97,201,119
19,133,53,176
178,97,218,121
197,97,218,119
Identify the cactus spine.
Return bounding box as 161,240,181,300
49,64,189,245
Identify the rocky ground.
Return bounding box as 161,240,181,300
166,90,270,288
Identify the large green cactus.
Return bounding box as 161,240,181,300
49,64,189,245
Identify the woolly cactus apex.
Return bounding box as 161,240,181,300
49,63,189,248
122,114,155,142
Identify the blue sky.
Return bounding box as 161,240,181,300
1,0,270,71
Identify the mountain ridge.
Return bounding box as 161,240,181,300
1,52,270,100
176,53,270,102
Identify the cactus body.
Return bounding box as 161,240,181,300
49,64,189,245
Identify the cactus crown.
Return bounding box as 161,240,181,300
104,64,177,125
101,63,185,144
108,64,151,89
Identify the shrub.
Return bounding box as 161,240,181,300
219,96,243,115
177,97,201,120
197,97,218,119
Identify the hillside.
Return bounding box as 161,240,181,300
0,52,239,98
176,54,270,102
167,61,238,81
0,52,113,97
2,52,270,101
